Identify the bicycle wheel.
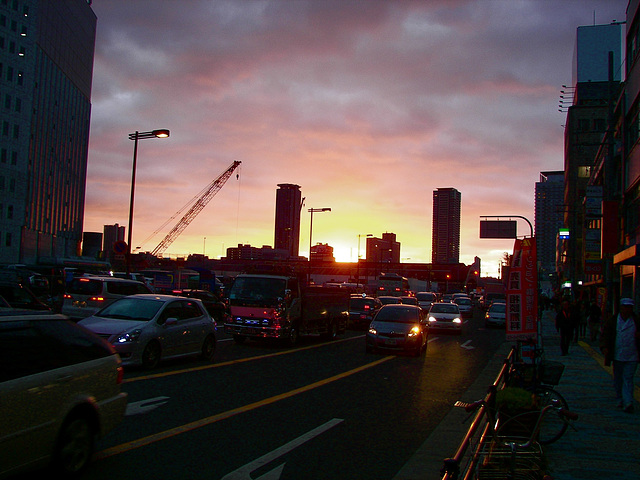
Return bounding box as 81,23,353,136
534,386,569,445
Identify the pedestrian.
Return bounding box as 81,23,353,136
555,299,576,356
573,299,587,341
588,299,602,342
600,298,640,413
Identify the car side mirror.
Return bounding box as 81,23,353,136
165,317,179,326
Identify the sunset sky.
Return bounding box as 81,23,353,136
84,0,627,277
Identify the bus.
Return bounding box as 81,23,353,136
376,273,410,297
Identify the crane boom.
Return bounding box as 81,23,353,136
151,160,241,256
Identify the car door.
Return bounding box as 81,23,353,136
179,300,209,355
156,300,190,358
0,319,74,475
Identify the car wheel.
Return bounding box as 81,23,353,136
141,340,161,369
53,414,95,476
200,334,216,362
324,321,338,341
286,327,299,347
233,334,246,344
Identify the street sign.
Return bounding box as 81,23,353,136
480,220,517,239
113,240,128,254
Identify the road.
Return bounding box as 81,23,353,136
78,306,504,480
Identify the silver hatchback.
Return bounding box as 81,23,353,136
78,294,217,369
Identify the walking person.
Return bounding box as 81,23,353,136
600,298,640,413
588,299,602,342
556,299,576,356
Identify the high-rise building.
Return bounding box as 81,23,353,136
560,22,623,290
432,188,461,264
366,232,400,264
274,184,302,258
0,0,97,264
103,223,125,264
535,171,565,279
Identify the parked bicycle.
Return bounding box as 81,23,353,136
506,340,572,445
455,397,578,480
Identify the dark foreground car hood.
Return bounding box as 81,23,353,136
370,321,416,333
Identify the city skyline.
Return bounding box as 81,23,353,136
82,1,627,277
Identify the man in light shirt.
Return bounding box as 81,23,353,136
601,298,640,413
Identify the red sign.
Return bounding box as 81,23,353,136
113,240,128,254
506,237,538,342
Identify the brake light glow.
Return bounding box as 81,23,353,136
89,296,105,302
116,366,124,385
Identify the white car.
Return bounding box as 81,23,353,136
79,294,217,369
0,311,128,478
485,302,506,328
453,296,474,317
428,302,463,334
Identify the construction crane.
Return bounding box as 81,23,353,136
150,160,241,257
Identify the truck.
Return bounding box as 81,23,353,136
376,273,411,297
481,281,506,309
223,273,349,345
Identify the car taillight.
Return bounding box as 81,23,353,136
63,293,72,299
364,305,370,310
89,296,105,302
116,365,124,385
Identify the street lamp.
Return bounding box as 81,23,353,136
126,129,170,274
308,207,331,283
357,233,372,289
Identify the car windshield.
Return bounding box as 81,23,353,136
67,278,102,295
455,298,471,305
96,297,164,321
490,303,506,313
430,304,459,314
374,307,418,323
229,277,287,306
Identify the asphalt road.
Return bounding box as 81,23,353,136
73,307,504,480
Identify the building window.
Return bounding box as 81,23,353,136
1,149,6,163
10,151,16,165
7,205,12,219
5,232,11,248
12,124,19,139
4,94,10,109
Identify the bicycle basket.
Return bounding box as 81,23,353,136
539,361,564,385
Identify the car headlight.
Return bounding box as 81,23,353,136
116,329,142,343
407,326,420,337
453,317,462,324
428,316,437,322
368,326,377,335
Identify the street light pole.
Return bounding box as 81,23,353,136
307,207,331,284
126,129,170,274
357,233,372,290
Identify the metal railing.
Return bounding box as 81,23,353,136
440,346,517,480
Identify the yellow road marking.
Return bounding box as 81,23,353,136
97,355,392,459
123,335,365,384
579,340,640,402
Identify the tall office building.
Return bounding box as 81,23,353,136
0,0,97,264
366,232,400,264
274,183,302,258
432,187,461,264
535,171,564,278
560,22,623,287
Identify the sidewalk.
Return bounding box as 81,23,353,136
540,309,640,480
394,309,640,480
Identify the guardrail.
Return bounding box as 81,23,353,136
439,345,517,480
